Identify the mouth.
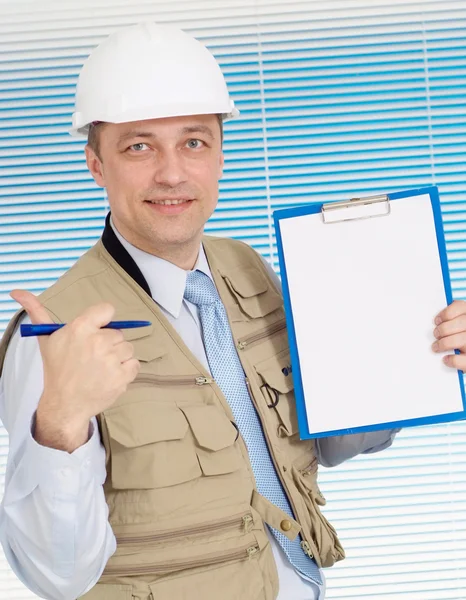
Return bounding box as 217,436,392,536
145,198,193,206
144,198,194,215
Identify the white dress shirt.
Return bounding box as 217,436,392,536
0,224,399,600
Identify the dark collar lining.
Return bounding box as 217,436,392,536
101,213,152,297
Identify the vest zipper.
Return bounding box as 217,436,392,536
237,319,287,350
116,512,253,546
103,544,260,576
133,374,214,386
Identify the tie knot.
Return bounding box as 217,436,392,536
184,270,219,306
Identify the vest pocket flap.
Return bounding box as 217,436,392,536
255,350,294,394
105,403,189,447
129,333,167,363
222,266,268,298
181,405,237,451
120,321,154,341
131,336,167,362
115,313,166,362
196,445,242,476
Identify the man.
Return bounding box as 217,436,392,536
0,23,464,600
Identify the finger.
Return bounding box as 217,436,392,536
77,302,116,330
10,289,54,325
435,300,466,325
433,314,466,339
120,357,141,382
114,341,135,363
99,329,125,346
443,353,466,372
432,332,466,353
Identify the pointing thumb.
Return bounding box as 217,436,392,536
10,289,54,325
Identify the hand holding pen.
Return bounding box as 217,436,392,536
10,289,143,453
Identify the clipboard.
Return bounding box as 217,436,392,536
273,186,466,439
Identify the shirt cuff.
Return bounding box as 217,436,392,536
361,428,401,454
3,415,105,505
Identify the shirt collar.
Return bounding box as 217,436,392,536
110,216,212,318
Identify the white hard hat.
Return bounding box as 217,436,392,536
70,22,239,137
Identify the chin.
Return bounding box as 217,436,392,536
149,229,200,248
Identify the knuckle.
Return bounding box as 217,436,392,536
130,358,141,378
453,332,466,349
92,335,107,354
103,329,123,344
125,341,135,357
98,301,115,314
69,316,85,332
112,361,140,398
452,300,466,316
435,322,446,338
437,338,447,352
457,332,466,347
85,302,115,324
448,353,463,370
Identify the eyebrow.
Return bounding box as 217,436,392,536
117,125,215,144
180,125,215,139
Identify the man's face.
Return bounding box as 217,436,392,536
85,114,224,258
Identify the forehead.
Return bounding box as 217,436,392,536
103,114,221,142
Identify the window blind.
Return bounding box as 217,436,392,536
0,1,465,598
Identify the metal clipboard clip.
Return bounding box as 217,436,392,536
321,194,390,224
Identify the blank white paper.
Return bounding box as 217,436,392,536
279,193,464,436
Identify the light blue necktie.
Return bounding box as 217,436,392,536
184,269,321,585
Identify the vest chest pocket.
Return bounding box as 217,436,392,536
221,265,283,319
254,349,299,438
103,402,201,489
102,402,243,490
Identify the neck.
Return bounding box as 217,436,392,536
111,218,202,270
148,241,200,271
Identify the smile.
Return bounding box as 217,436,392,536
146,199,192,206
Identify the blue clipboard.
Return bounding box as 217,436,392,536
274,186,466,439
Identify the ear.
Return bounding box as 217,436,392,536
85,144,106,188
218,151,224,180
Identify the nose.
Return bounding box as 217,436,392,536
152,147,188,188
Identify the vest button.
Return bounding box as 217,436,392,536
280,519,292,532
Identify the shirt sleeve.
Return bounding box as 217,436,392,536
313,428,401,467
259,254,401,467
0,317,116,600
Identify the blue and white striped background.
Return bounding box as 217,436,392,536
0,1,465,598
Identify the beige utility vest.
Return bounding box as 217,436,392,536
0,235,344,600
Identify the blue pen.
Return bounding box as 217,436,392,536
20,320,152,337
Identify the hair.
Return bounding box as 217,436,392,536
217,114,224,144
87,114,224,161
87,121,105,161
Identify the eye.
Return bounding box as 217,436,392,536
186,139,204,149
129,143,149,152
